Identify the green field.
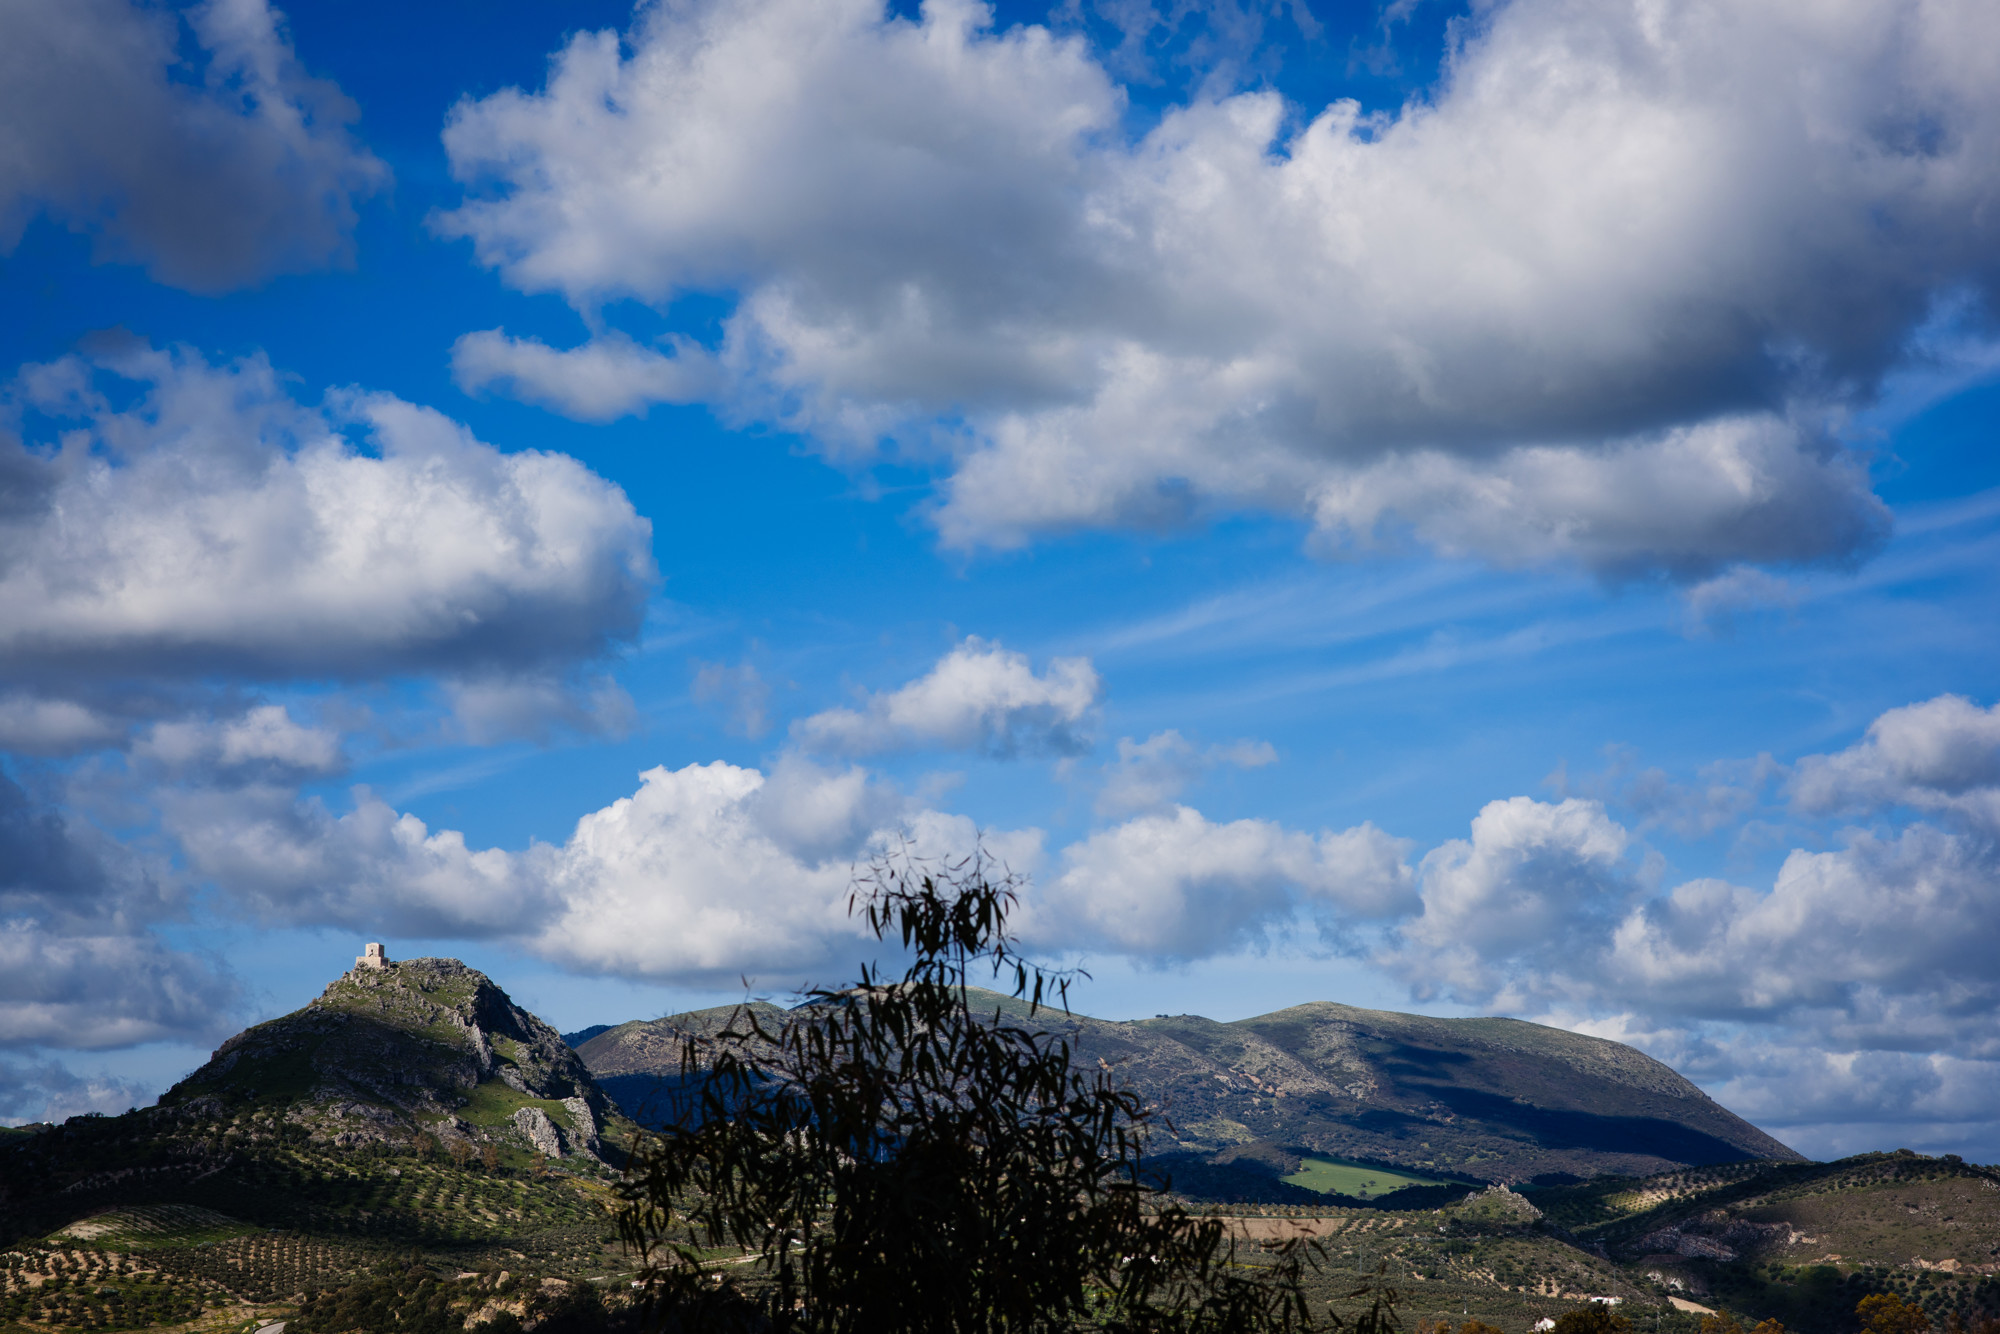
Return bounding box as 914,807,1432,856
1281,1156,1447,1197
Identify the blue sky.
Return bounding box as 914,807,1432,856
3,0,1999,1164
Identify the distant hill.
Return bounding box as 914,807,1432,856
577,990,1800,1183
0,954,646,1328
163,956,626,1167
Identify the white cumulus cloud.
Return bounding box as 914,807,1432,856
1032,807,1416,958
1382,704,2000,1156
1790,694,2000,831
165,782,555,941
428,0,2000,574
0,341,660,1063
0,695,125,756
0,771,237,1050
121,688,2000,1159
0,924,238,1050
0,1055,159,1124
175,737,1430,983
1603,826,2000,1036
135,704,343,782
793,637,1099,756
173,760,897,984
0,343,656,684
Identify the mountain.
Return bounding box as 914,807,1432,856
577,991,1800,1183
164,955,622,1166
0,954,647,1329
3,955,1990,1334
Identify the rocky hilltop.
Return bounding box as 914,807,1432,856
166,955,622,1166
579,991,1800,1183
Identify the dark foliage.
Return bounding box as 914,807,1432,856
295,1261,466,1334
617,847,1400,1334
1550,1307,1631,1334
293,1260,636,1334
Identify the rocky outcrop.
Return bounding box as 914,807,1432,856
1636,1215,1816,1263
1461,1183,1545,1223
160,957,625,1165
560,1097,602,1159
512,1107,564,1159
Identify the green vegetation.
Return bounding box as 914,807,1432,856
0,1119,634,1331
456,1079,572,1129
1284,1156,1448,1197
618,849,1391,1334
0,1238,642,1333
0,1246,217,1329
169,1026,327,1108
4,1099,1994,1334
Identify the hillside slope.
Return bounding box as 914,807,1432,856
1529,1151,2000,1329
165,955,623,1166
578,991,1799,1182
0,954,646,1327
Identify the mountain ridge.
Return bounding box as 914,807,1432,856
577,988,1800,1182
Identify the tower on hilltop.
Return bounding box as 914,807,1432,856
355,941,388,971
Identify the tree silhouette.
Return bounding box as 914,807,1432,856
615,847,1397,1334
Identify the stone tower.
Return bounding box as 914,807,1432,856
355,941,389,971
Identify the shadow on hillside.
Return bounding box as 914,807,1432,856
1409,1083,1760,1165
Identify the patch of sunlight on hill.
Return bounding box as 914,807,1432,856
1283,1157,1448,1197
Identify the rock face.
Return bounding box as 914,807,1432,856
512,1107,566,1159
164,957,620,1165
578,990,1801,1184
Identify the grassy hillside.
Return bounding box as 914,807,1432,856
1285,1155,1450,1197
